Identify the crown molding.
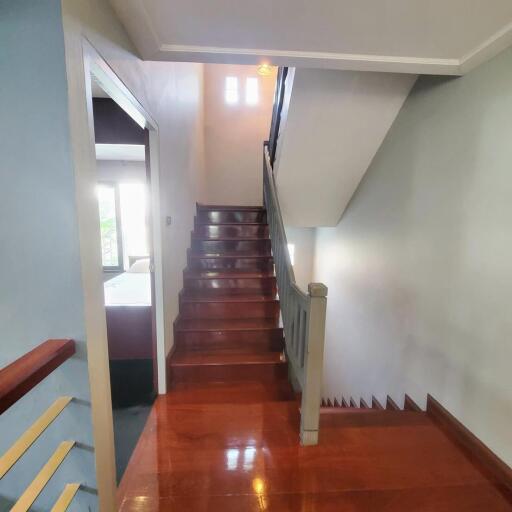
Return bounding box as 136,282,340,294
155,44,460,75
111,1,512,76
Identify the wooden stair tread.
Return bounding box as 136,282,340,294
192,236,269,241
170,351,285,366
175,318,281,332
180,293,278,303
195,222,268,227
188,252,272,258
165,380,295,404
184,270,275,279
197,204,264,211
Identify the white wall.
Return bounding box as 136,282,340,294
285,227,316,292
203,64,276,206
61,0,206,507
275,67,416,227
0,1,96,509
315,46,512,466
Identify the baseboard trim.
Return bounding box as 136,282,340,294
427,394,512,502
386,395,400,411
404,394,422,412
372,396,384,410
165,343,177,390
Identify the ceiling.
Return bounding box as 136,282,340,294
110,0,512,74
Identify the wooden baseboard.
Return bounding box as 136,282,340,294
404,394,422,412
427,394,512,502
372,396,384,410
386,395,400,411
165,343,177,391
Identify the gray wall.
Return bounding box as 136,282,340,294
0,1,96,509
315,46,512,466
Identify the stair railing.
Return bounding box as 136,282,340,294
0,339,81,511
263,143,327,445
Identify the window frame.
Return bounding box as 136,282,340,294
98,181,124,272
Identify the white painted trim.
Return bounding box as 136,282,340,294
82,40,167,396
459,21,512,74
112,1,512,76
156,44,460,75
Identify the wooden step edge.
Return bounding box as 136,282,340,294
183,273,276,280
404,394,422,412
341,398,349,408
372,395,384,410
170,358,287,368
175,324,283,333
427,394,512,502
386,395,401,411
349,397,357,408
188,251,273,259
194,222,269,227
197,203,265,211
360,397,370,409
179,296,279,304
191,236,271,242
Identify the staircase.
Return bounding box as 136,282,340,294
168,204,296,403
118,203,512,510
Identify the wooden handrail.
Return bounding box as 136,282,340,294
0,340,75,414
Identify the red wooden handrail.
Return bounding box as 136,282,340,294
0,339,75,414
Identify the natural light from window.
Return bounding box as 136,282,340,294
97,184,120,268
245,77,259,105
97,182,149,271
287,243,295,265
119,183,148,269
225,76,239,105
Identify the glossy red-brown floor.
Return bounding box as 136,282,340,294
117,386,511,511
118,205,511,510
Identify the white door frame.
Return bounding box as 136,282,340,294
82,40,167,394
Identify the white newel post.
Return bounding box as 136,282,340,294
300,283,328,446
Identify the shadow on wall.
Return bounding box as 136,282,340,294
314,46,512,466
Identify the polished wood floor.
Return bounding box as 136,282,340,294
118,205,511,511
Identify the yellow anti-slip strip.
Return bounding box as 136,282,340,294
0,396,73,479
51,483,81,512
11,441,75,512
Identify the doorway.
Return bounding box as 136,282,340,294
84,45,166,484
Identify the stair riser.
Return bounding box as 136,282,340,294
194,224,269,238
188,256,274,272
196,211,267,224
191,239,271,254
175,330,284,352
183,277,276,294
169,362,287,384
179,301,280,320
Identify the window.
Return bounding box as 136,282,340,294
245,77,259,105
225,76,239,105
97,182,149,272
97,183,123,270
